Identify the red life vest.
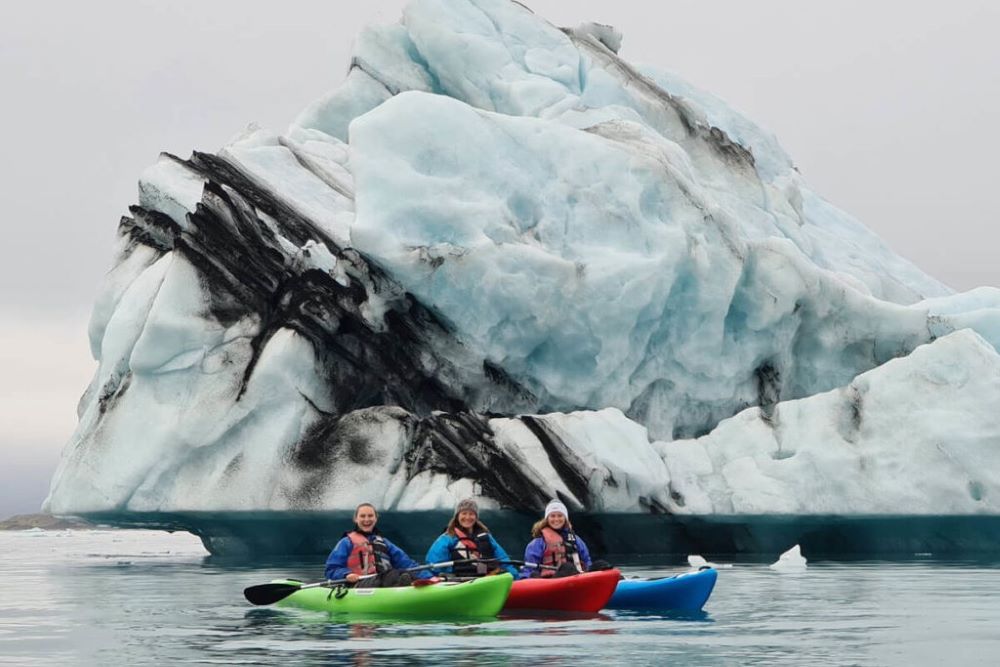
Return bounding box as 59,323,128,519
540,527,583,577
450,527,496,576
345,531,392,575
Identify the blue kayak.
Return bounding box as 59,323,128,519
605,567,717,611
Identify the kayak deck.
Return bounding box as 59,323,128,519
606,567,717,611
275,573,513,617
505,569,621,612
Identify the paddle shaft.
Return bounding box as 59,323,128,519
485,558,557,571
313,558,475,588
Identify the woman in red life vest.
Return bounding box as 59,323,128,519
424,498,519,578
521,500,600,578
323,502,431,587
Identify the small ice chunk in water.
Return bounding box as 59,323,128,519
769,544,808,571
687,554,732,569
688,554,708,568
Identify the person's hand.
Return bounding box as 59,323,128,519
346,573,360,583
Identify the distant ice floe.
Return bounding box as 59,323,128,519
687,555,732,569
769,545,808,571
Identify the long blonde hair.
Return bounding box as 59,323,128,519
530,517,574,538
446,516,489,536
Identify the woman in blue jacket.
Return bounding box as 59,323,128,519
521,500,594,578
425,498,519,578
324,502,431,587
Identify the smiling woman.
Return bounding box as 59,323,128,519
322,502,434,586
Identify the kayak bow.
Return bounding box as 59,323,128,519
606,567,717,611
273,573,513,617
504,569,621,612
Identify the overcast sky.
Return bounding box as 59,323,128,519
1,0,998,517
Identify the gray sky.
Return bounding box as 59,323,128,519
1,0,998,517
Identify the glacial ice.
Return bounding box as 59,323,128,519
687,555,731,569
44,0,1000,555
769,544,807,571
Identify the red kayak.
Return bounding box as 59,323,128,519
504,570,621,612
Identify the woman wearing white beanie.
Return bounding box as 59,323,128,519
521,500,594,578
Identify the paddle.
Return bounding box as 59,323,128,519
433,558,559,573
411,558,537,587
243,559,476,605
489,558,557,571
495,558,620,577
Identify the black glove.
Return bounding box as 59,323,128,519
554,562,580,578
380,569,412,587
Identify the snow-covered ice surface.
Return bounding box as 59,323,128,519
45,0,1000,554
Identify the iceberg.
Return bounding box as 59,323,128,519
45,0,1000,556
769,544,807,571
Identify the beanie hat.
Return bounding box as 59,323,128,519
544,500,569,519
455,498,479,515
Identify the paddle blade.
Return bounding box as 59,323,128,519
243,582,301,606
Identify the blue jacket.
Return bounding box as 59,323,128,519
424,532,519,577
521,528,592,578
324,531,432,580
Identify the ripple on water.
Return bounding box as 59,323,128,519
3,531,1000,666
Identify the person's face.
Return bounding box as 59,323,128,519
458,510,477,529
547,512,566,530
355,506,378,532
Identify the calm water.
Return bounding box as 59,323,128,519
1,530,998,666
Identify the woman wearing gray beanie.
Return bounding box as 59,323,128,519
424,498,519,578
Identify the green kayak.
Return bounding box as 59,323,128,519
274,574,513,617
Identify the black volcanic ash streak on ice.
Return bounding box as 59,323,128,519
182,182,286,318
280,271,468,414
288,407,398,507
96,363,131,417
565,30,757,174
173,167,468,413
92,210,180,415
483,360,537,403
755,360,782,423
102,145,570,512
350,57,403,96
521,415,594,510
149,150,535,415
111,150,540,418
183,151,328,250
287,407,551,511
122,206,181,253
407,411,553,510
837,384,865,445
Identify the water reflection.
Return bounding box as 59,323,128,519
6,530,1000,666
608,608,712,623
231,601,631,667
